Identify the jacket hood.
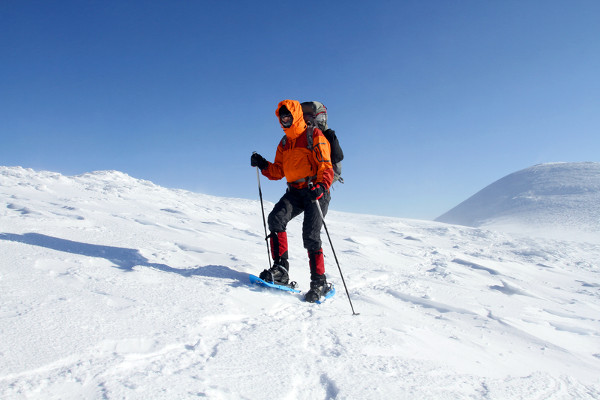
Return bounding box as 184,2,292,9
276,99,307,139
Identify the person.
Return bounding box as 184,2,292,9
251,99,334,302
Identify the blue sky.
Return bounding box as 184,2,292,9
2,1,599,220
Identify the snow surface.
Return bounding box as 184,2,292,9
1,166,599,399
436,162,600,242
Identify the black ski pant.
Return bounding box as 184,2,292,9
267,186,330,253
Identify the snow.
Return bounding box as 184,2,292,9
436,162,600,241
1,165,599,399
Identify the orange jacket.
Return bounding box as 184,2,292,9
262,100,334,189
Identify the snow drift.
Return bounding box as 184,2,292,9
1,166,599,399
436,162,600,240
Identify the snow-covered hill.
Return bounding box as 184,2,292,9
436,162,600,241
1,166,599,399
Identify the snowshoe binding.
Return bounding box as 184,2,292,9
304,278,332,303
259,263,289,286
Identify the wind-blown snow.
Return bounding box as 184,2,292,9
436,162,600,241
1,166,599,399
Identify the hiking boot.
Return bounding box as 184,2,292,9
259,263,289,285
304,276,331,303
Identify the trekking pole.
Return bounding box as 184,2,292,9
254,153,272,269
311,186,359,316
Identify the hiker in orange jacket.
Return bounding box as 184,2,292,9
251,99,334,302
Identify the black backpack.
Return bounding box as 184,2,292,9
301,101,344,183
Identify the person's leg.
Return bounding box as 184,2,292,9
260,190,303,283
302,191,332,302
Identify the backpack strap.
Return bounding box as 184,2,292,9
280,128,314,151
306,126,314,151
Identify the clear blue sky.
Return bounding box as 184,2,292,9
2,1,599,220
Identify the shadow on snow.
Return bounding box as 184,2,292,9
0,232,248,282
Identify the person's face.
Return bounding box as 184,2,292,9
280,114,293,128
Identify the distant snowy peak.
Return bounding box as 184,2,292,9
436,162,600,237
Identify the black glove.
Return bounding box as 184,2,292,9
309,183,326,201
251,153,269,170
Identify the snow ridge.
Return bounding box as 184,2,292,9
436,162,600,239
